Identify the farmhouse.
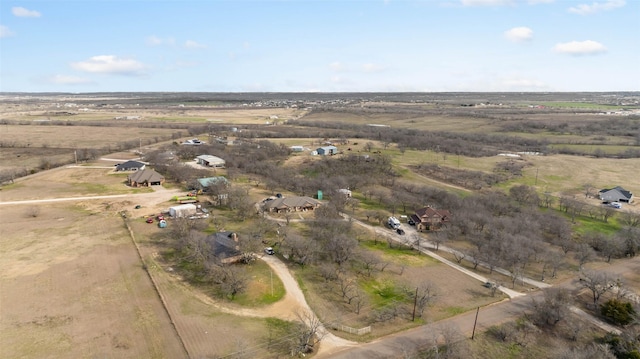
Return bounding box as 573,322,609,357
127,169,165,187
169,203,197,218
204,231,243,264
195,154,226,168
599,186,634,203
264,196,322,213
115,160,145,172
316,145,338,156
412,206,451,231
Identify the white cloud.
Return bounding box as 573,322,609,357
528,0,555,4
146,35,175,46
71,55,147,75
0,25,15,38
504,27,533,42
461,0,514,6
48,75,93,85
554,40,607,55
12,7,41,18
568,0,625,15
184,40,207,49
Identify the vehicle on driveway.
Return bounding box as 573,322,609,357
146,217,154,223
264,247,275,255
396,228,405,235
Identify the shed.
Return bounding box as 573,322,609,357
169,203,197,218
195,154,226,168
290,145,304,152
316,146,338,156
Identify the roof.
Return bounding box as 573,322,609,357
599,186,633,200
265,196,321,209
197,176,228,188
116,160,145,170
205,232,241,259
317,145,337,151
415,206,451,220
128,169,164,183
196,154,225,164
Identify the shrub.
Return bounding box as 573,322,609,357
601,299,637,326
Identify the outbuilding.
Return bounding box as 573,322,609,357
195,154,226,168
169,203,197,218
316,146,338,156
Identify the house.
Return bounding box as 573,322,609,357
316,146,338,156
337,189,352,198
197,176,229,189
127,169,165,187
169,203,198,218
205,231,243,264
115,160,146,172
195,154,226,168
412,206,451,231
264,196,322,213
599,186,634,203
196,176,229,205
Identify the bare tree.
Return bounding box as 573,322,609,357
530,287,573,327
414,281,438,318
579,270,616,308
291,310,326,355
574,242,597,270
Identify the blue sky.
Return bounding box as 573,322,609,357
1,0,638,92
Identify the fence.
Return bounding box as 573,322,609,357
336,324,371,336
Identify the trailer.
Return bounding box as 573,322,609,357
388,216,401,229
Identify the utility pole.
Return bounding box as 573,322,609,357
412,287,418,321
471,307,480,340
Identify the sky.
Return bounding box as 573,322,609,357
1,0,639,93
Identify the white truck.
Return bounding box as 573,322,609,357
388,216,401,229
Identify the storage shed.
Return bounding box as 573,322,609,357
316,146,338,156
169,204,197,218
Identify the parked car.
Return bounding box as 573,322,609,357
264,247,275,255
146,217,154,223
396,228,405,235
